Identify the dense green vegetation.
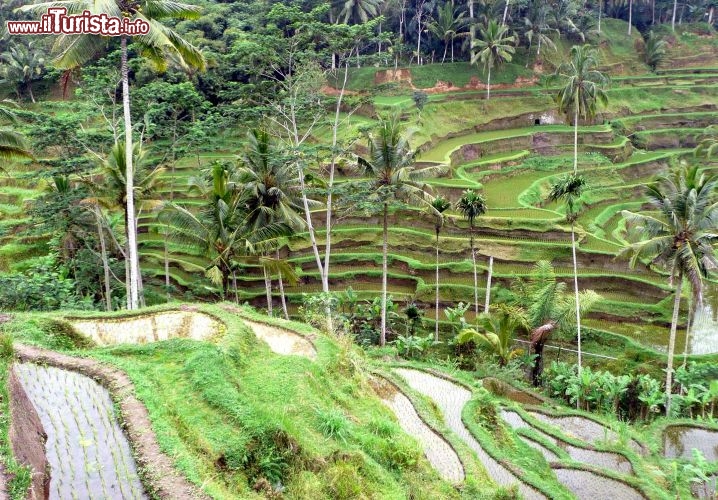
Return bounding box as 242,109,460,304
1,0,718,498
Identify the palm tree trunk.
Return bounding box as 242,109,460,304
628,0,633,35
124,243,131,310
486,67,491,100
121,35,139,310
471,227,478,317
164,234,170,301
27,83,35,104
672,0,678,30
468,0,474,42
442,43,448,64
95,206,112,312
573,105,579,173
451,37,455,62
598,1,602,33
484,255,493,314
232,270,239,305
435,228,440,341
263,262,273,316
526,37,533,68
381,203,389,346
502,0,509,26
571,222,582,374
277,248,289,321
665,270,683,416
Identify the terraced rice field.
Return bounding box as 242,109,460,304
394,368,545,499
663,425,718,462
15,363,145,500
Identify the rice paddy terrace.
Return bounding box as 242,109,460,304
137,71,718,359
3,306,717,498
3,58,718,362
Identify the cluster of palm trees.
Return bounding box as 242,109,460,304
19,0,206,311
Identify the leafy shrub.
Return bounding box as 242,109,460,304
0,255,94,311
393,334,438,359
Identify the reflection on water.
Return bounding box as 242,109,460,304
690,304,718,355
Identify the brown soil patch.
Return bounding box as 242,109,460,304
8,366,49,500
374,69,412,85
13,344,208,500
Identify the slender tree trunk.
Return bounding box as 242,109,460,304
486,66,491,100
416,10,422,66
442,43,448,64
681,296,694,371
537,36,542,57
232,270,239,305
95,206,112,312
526,37,533,68
672,0,678,30
263,262,273,316
573,105,579,172
468,0,474,42
484,255,493,314
598,1,602,33
502,0,509,26
709,6,714,25
121,36,139,310
27,83,35,104
277,248,289,321
451,37,455,62
381,203,389,346
571,222,582,375
470,227,478,317
628,0,633,35
435,228,440,341
164,235,170,300
124,243,130,309
665,271,683,416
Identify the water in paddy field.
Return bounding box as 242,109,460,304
15,363,146,500
690,303,718,355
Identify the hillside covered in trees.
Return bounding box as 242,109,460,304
1,0,718,499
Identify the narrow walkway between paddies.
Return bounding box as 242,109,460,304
394,368,545,500
241,319,317,360
15,363,146,500
375,377,465,484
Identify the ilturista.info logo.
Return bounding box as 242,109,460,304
6,8,150,36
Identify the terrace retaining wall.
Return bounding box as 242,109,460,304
8,366,50,500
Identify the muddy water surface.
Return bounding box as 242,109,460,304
15,363,146,500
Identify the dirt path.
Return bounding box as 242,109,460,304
377,380,464,484
394,368,545,499
242,319,317,360
14,344,208,500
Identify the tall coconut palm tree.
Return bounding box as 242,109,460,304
358,114,444,346
333,0,383,24
162,162,293,297
522,3,557,68
622,166,718,416
457,189,487,317
238,128,306,319
100,141,165,308
428,1,466,63
548,172,587,372
21,0,206,310
430,195,451,340
550,44,608,174
471,19,517,100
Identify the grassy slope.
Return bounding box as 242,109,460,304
0,304,474,499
